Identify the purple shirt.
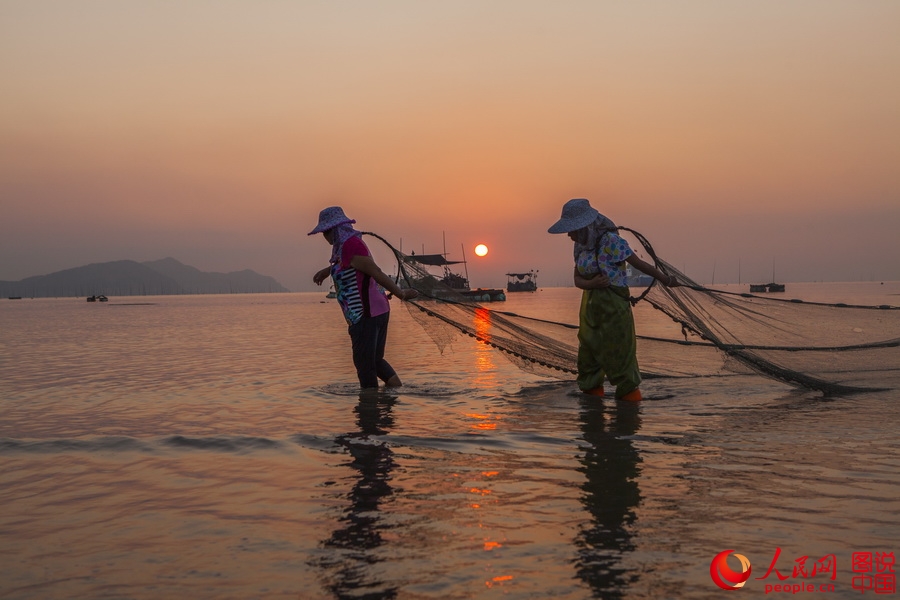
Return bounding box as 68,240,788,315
331,235,390,325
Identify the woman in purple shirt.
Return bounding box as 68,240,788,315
311,206,418,389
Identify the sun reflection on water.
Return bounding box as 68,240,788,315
471,307,497,387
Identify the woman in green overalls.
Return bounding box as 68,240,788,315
549,199,679,401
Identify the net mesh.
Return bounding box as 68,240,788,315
363,231,900,395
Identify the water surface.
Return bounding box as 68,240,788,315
2,284,899,598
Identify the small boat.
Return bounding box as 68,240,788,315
749,283,785,293
750,259,785,293
506,271,538,292
625,265,654,288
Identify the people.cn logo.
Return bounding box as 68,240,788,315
710,550,752,590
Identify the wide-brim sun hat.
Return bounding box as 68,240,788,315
308,206,356,235
548,198,600,234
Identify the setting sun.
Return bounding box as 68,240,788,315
474,244,489,257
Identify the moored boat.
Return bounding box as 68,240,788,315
750,283,786,293
625,265,654,288
400,237,505,302
506,271,538,292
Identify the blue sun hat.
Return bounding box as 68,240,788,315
308,206,356,235
548,198,600,234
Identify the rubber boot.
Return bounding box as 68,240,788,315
619,389,642,402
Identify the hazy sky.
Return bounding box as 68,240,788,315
2,1,899,291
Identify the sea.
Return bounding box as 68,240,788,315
2,282,899,600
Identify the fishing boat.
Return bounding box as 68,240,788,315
749,283,785,293
625,265,654,288
750,259,786,293
506,271,538,292
401,236,505,302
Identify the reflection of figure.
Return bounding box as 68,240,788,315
310,206,418,389
575,397,643,598
548,198,679,400
319,394,399,599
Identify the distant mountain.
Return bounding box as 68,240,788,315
141,258,288,294
0,258,289,298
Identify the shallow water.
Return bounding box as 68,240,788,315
2,284,899,599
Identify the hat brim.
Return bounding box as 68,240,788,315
548,210,598,234
308,218,354,235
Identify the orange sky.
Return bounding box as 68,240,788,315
2,1,899,290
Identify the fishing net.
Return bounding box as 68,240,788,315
363,231,900,395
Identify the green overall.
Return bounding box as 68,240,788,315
577,285,641,398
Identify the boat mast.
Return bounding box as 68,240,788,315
461,243,470,286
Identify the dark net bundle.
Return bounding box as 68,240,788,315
364,232,900,394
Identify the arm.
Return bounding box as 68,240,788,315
625,254,679,287
350,254,419,300
573,267,610,290
312,266,331,286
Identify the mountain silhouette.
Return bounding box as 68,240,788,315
1,258,289,298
